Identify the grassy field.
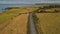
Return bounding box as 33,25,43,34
0,4,60,34
0,14,28,34
35,8,60,34
0,6,38,23
0,6,38,34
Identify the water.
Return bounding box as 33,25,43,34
0,4,33,13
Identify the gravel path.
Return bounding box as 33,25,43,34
28,12,37,34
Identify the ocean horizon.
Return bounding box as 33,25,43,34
0,3,60,13
0,4,34,13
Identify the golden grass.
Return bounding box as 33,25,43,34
44,8,60,12
0,14,28,34
36,12,60,34
0,6,38,23
0,6,38,31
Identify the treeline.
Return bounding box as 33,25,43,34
4,7,20,10
35,5,60,13
44,5,60,8
39,5,60,9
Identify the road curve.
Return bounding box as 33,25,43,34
28,12,37,34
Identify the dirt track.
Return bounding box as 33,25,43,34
28,12,37,34
0,14,28,34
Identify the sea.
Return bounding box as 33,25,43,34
0,4,34,13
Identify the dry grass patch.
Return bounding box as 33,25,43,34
36,13,60,34
0,6,38,34
0,6,38,24
0,14,29,34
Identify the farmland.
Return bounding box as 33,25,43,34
0,6,38,34
0,4,60,34
35,7,60,34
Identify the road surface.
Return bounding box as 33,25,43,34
28,12,37,34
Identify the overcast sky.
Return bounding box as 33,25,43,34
0,0,60,1
0,0,60,4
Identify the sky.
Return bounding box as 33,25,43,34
0,0,60,4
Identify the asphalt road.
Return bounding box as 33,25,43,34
28,12,37,34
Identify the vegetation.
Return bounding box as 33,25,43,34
0,4,60,34
0,6,38,23
35,6,60,34
0,6,38,31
